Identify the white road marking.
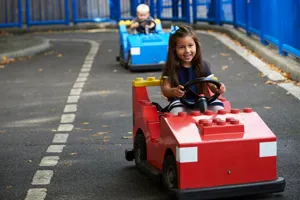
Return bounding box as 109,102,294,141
78,73,89,77
76,77,87,82
60,114,76,123
32,170,53,185
70,88,82,95
67,96,80,103
52,134,69,143
26,39,101,200
64,104,77,113
86,56,95,60
83,64,92,68
84,60,93,64
25,188,47,200
57,124,74,131
198,30,300,100
89,50,98,54
73,82,85,88
81,68,91,72
39,156,59,166
46,145,65,153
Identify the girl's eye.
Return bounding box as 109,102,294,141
189,44,194,47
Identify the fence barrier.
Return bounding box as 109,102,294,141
0,0,299,58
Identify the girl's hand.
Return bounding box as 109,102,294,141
173,85,185,98
216,83,226,94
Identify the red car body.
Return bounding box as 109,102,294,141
126,77,285,200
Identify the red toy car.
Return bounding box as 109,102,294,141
125,77,285,200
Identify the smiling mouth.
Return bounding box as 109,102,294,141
183,54,193,59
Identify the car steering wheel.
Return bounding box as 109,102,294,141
137,19,156,34
180,77,221,110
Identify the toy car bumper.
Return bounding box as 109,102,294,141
129,63,164,71
170,177,285,200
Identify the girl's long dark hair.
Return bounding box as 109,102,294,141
161,25,208,93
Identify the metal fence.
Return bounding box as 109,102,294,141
0,0,299,58
0,0,22,28
26,0,69,26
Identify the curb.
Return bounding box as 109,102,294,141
1,23,115,35
0,37,51,60
192,24,300,82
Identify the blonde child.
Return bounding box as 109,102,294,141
130,4,155,33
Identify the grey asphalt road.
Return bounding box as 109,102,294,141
0,31,299,200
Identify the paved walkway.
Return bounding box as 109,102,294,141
0,31,299,200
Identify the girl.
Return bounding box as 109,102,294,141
160,25,226,115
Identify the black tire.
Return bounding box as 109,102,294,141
162,154,178,189
119,47,127,69
134,134,146,169
127,52,132,71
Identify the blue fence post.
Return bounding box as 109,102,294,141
156,0,162,19
192,0,197,24
183,0,191,23
25,0,31,27
65,0,70,25
131,0,139,17
232,0,237,28
245,0,250,36
72,0,77,24
110,0,121,21
215,0,221,25
278,0,285,56
150,0,156,18
259,0,267,45
172,1,179,18
18,0,23,27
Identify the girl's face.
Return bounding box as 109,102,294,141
175,36,196,67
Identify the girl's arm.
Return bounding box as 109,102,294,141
161,78,184,98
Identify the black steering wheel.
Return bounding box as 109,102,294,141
136,19,156,34
180,77,221,111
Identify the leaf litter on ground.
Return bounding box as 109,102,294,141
206,30,300,87
92,132,108,136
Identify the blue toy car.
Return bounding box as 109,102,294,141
116,19,170,71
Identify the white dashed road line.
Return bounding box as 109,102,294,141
46,145,66,153
63,104,77,113
67,96,80,103
52,134,69,143
24,39,100,200
32,170,54,185
39,156,60,166
57,124,74,132
25,188,47,200
60,114,76,123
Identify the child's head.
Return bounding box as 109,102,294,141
167,25,202,67
136,4,150,21
162,25,205,87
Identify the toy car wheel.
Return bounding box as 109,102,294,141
119,47,128,69
134,133,146,169
162,154,178,189
127,52,132,71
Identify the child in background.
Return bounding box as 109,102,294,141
130,4,155,33
160,25,226,115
